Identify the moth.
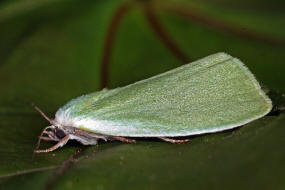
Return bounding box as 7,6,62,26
34,52,272,153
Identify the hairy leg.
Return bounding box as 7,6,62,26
158,137,190,144
35,126,55,150
111,136,136,144
39,136,54,141
34,135,70,153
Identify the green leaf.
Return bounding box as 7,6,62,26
0,0,285,189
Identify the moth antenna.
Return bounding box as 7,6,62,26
30,102,54,124
20,98,54,124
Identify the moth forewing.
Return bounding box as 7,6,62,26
34,52,272,153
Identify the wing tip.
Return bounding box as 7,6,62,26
210,52,232,59
209,52,273,114
229,56,273,113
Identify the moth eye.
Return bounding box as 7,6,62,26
55,128,66,138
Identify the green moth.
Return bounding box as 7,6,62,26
34,52,272,153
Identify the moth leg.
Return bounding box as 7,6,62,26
35,126,55,150
43,131,59,141
43,131,56,137
158,137,190,144
34,135,70,153
39,136,54,141
111,136,136,144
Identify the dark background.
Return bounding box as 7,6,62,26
0,0,285,189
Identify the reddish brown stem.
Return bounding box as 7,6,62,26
161,4,285,46
142,2,190,63
44,149,82,190
100,2,134,89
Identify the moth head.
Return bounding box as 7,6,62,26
27,102,69,140
54,127,66,139
37,125,66,142
27,102,70,154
